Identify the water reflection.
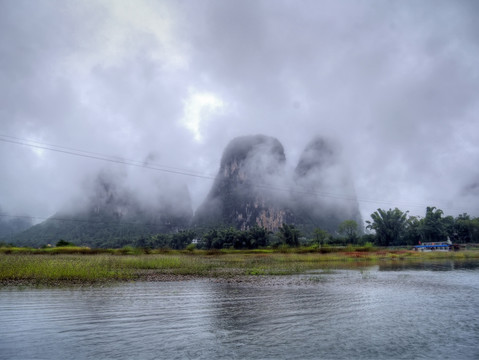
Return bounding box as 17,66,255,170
379,259,479,271
1,266,479,359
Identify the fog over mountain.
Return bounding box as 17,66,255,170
292,136,362,233
194,135,361,233
194,135,294,231
9,169,193,247
1,0,479,231
0,205,32,238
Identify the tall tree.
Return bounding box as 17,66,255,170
338,220,359,243
366,208,408,246
278,223,300,247
247,226,270,248
455,213,471,242
170,230,196,250
404,216,423,245
313,227,329,247
454,214,479,243
421,207,445,242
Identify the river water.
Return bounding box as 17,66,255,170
1,261,478,359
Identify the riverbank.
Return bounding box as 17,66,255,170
1,248,479,286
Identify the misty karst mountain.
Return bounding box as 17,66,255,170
292,137,362,233
194,135,361,233
80,171,193,230
8,135,361,247
9,171,193,248
194,135,296,231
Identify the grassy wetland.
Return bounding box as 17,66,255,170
2,245,479,286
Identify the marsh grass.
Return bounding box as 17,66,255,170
0,254,132,283
1,248,479,285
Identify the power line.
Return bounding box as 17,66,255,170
0,135,402,204
0,135,216,180
0,133,216,177
0,133,476,212
0,134,362,201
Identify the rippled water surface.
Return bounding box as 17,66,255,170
1,261,479,359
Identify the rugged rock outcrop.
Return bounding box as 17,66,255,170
194,135,362,234
194,135,294,231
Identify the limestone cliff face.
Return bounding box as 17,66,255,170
194,135,362,234
292,136,362,233
194,135,294,231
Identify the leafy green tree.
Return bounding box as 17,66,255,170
403,216,423,245
338,220,359,243
360,233,376,245
421,207,446,242
199,226,270,250
202,229,222,249
442,215,456,240
313,227,329,247
247,226,270,248
278,223,301,247
366,208,408,246
454,214,479,243
472,218,479,243
56,239,75,247
170,230,196,250
220,227,240,249
136,236,150,249
455,213,471,242
149,233,170,249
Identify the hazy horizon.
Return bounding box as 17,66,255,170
1,0,478,227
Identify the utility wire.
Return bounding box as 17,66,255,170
0,133,216,177
0,134,474,212
0,134,361,200
0,135,215,180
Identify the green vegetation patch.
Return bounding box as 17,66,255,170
0,254,133,284
1,249,479,286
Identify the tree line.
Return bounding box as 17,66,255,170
4,206,477,250
365,206,479,246
131,206,478,250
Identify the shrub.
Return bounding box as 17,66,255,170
356,242,376,252
186,243,196,252
56,239,75,247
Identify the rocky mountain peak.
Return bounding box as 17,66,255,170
195,134,362,234
194,135,292,231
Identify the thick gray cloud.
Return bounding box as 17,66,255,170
1,0,478,226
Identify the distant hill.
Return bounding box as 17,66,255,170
0,212,33,240
9,172,193,248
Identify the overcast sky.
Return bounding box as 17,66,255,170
1,0,478,225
